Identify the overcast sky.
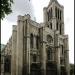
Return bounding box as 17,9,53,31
1,0,74,64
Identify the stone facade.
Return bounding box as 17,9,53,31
1,37,12,75
1,0,70,75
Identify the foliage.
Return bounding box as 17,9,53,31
1,0,13,20
70,64,74,75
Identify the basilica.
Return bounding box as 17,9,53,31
1,0,70,75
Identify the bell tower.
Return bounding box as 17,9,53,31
43,0,64,35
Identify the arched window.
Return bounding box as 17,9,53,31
47,12,49,21
47,35,53,43
50,23,52,29
55,7,57,18
60,10,61,20
51,8,53,18
49,10,51,19
56,22,58,30
58,9,59,19
36,36,39,49
61,45,64,55
30,34,33,48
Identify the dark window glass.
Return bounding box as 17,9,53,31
49,10,51,19
47,12,49,21
51,8,52,18
61,45,64,55
58,9,59,19
55,7,57,18
33,54,36,62
60,24,62,34
36,36,39,49
30,34,33,48
47,25,49,28
50,23,52,29
56,22,58,30
60,10,61,20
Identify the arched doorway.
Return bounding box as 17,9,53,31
30,63,41,75
46,62,57,75
61,66,67,75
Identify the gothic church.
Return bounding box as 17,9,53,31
1,0,70,75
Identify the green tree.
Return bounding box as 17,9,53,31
1,0,14,20
70,64,74,75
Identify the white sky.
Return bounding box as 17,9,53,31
1,0,74,64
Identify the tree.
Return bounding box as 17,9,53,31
70,64,74,75
1,0,14,20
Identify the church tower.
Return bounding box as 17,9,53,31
43,0,64,35
43,0,70,75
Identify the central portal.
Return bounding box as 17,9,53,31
46,62,57,75
30,63,41,75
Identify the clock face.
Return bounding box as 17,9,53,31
47,35,53,43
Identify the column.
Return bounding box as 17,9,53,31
64,36,70,75
43,7,48,24
41,43,46,75
52,3,56,18
16,15,24,75
26,19,30,75
54,31,60,75
11,25,17,75
23,14,31,75
62,23,64,34
56,48,61,75
40,30,46,75
61,8,64,23
61,8,64,35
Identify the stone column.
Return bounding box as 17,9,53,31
54,31,60,75
43,7,48,23
56,47,61,75
61,23,64,35
64,36,70,75
16,15,24,75
41,43,46,75
26,20,30,75
40,29,46,75
23,14,31,75
11,25,17,75
52,18,57,31
61,7,64,34
26,35,30,75
52,2,56,18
